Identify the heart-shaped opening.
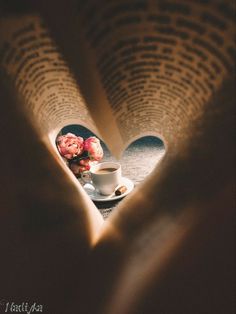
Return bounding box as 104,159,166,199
57,124,165,219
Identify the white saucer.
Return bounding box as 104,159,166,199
83,177,134,202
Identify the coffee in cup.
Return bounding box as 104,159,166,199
94,167,117,174
82,162,122,195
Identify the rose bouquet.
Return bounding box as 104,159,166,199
56,132,103,177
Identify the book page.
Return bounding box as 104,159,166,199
2,1,235,156
35,1,235,312
37,0,235,154
0,14,99,145
0,78,105,313
95,77,235,314
0,1,235,313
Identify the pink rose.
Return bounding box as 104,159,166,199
56,133,84,160
84,137,103,161
69,158,91,177
79,158,91,169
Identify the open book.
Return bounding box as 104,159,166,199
0,1,235,313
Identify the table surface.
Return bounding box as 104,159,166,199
62,126,165,219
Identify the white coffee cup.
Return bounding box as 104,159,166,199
81,162,122,195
